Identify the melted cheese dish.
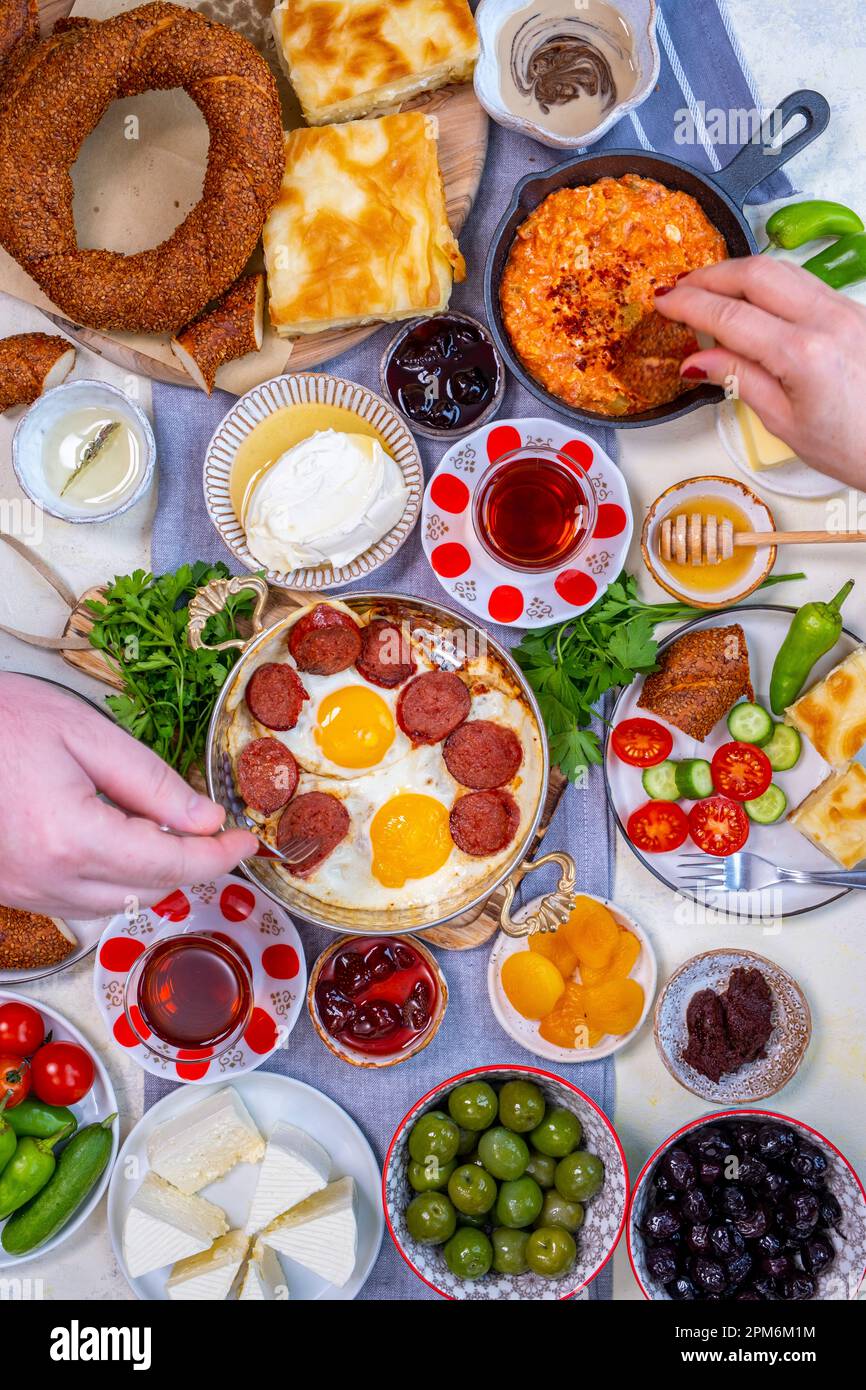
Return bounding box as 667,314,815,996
500,175,727,415
789,763,866,870
263,113,465,336
271,0,479,125
785,646,866,770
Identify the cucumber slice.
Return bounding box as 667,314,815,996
762,722,802,772
675,759,713,800
744,783,788,824
642,760,680,801
727,701,774,745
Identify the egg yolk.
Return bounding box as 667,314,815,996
370,794,453,887
314,687,395,769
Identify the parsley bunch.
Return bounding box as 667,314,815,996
513,571,804,782
86,562,256,779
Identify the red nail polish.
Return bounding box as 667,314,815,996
681,365,708,380
654,285,674,297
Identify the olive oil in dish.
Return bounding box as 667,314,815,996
42,406,144,511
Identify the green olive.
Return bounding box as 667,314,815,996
529,1107,582,1158
447,1082,498,1132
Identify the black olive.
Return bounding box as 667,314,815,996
726,1251,753,1287
757,1231,783,1257
646,1243,679,1283
761,1252,793,1279
642,1204,681,1241
800,1233,835,1273
698,1159,723,1186
681,1187,711,1222
654,1170,674,1194
720,1183,750,1218
762,1169,790,1202
758,1123,796,1161
737,1155,768,1186
780,1274,817,1301
686,1222,711,1254
666,1274,697,1300
750,1274,777,1299
781,1189,820,1237
688,1127,731,1162
710,1221,745,1259
819,1191,843,1229
663,1146,697,1191
735,1203,770,1240
729,1121,760,1153
689,1256,728,1295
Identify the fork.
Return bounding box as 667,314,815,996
219,751,321,867
676,851,866,894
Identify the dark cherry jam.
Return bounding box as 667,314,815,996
315,937,438,1057
384,314,501,434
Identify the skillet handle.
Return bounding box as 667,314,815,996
713,90,830,208
498,851,577,939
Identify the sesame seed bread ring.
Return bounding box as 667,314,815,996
0,1,284,334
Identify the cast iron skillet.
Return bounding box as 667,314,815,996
483,90,830,429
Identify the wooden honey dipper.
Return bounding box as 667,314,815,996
659,512,866,566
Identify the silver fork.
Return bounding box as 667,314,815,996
676,851,866,894
219,752,321,867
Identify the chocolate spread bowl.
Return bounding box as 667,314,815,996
483,89,829,429
192,583,574,938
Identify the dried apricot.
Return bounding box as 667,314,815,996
579,929,642,985
562,896,620,968
583,977,645,1035
501,951,565,1020
539,982,603,1049
528,926,579,978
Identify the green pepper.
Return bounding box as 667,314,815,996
0,1121,73,1220
802,232,866,290
0,1096,16,1179
770,580,855,715
5,1097,77,1140
764,200,863,250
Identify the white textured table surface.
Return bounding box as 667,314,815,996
0,0,863,1303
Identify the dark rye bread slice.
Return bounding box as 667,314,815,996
637,623,753,741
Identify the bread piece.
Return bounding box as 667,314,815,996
271,0,478,126
789,763,866,869
263,112,465,337
785,646,866,769
0,905,76,970
637,624,753,741
171,274,264,394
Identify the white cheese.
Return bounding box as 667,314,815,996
261,1175,357,1287
245,1122,331,1234
123,1173,228,1279
238,1241,289,1301
166,1229,249,1301
147,1088,265,1194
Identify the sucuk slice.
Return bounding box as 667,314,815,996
245,663,308,731
449,789,520,857
397,670,470,745
443,719,523,789
236,738,299,814
288,604,362,675
355,618,417,687
277,791,350,876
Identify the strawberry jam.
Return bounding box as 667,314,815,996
315,937,438,1057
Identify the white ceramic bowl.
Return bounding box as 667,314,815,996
716,399,841,500
203,372,423,591
383,1065,628,1299
474,0,660,150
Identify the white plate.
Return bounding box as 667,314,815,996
0,991,119,1268
605,604,863,919
0,915,108,986
487,893,657,1062
107,1072,383,1300
716,399,841,500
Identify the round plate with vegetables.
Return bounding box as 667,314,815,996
0,992,118,1267
604,606,864,919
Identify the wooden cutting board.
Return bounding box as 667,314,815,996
31,0,488,388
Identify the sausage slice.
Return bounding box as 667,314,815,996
288,604,362,675
245,663,308,731
397,670,470,745
277,791,350,876
236,738,299,815
450,789,520,857
356,618,417,688
443,720,523,789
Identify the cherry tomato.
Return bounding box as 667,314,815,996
612,718,674,768
711,742,772,801
0,1052,31,1108
627,800,689,853
30,1041,94,1106
688,797,750,857
0,1001,45,1056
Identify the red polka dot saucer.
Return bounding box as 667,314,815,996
93,875,306,1085
421,418,633,627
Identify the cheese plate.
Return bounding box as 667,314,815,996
107,1072,383,1300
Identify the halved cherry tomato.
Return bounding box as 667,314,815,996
627,800,689,853
0,1052,31,1108
612,718,673,768
711,741,772,801
0,1001,45,1056
30,1041,94,1106
689,797,750,857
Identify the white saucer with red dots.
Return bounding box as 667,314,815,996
421,417,633,627
94,875,306,1085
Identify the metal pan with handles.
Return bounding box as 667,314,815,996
484,90,830,429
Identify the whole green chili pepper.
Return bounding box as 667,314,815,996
0,1121,73,1220
5,1097,77,1140
764,199,863,251
802,232,866,290
0,1096,16,1179
770,580,855,715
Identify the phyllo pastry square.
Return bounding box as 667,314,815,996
262,112,465,336
271,0,479,125
789,762,866,870
785,646,866,769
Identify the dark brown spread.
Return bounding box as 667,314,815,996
682,967,774,1084
512,33,616,117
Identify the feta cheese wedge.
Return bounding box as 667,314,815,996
238,1241,289,1301
123,1173,228,1279
261,1176,357,1287
147,1088,265,1194
245,1122,331,1234
166,1229,249,1301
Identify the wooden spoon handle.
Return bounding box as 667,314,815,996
735,530,866,546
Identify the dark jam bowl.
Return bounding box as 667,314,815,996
627,1110,866,1301
380,312,505,441
307,935,448,1068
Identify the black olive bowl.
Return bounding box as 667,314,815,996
483,90,829,430
627,1110,866,1301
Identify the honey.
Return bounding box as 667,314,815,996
659,494,755,595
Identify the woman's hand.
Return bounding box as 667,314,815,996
0,674,257,916
654,256,866,488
